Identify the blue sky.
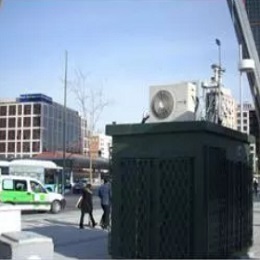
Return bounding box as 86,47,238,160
0,0,251,131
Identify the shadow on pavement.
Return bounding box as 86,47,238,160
24,219,109,259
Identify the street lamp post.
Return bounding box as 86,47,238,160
62,50,68,195
239,44,243,133
215,38,222,124
89,133,93,184
216,38,221,68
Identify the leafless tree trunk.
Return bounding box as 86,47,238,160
70,69,111,183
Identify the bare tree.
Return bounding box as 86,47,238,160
71,70,111,130
70,69,111,183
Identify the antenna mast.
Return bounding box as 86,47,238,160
202,39,225,124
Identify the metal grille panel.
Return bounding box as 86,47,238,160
111,157,194,259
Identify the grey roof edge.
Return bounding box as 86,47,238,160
106,121,253,143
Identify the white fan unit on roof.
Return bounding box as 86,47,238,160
148,82,197,123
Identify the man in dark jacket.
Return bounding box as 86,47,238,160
98,177,112,229
79,183,96,229
254,178,258,196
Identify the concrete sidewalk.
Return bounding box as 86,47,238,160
250,201,260,259
23,209,110,259
22,204,260,259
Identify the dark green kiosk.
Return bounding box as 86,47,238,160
106,121,253,259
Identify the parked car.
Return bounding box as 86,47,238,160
0,175,66,213
72,178,89,194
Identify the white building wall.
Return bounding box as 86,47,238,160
90,134,112,159
236,102,257,173
236,102,253,134
81,118,88,156
98,134,112,159
220,87,237,130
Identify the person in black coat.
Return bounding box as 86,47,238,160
79,183,96,229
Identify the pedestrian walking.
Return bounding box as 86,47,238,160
98,177,112,229
253,178,258,197
79,183,97,229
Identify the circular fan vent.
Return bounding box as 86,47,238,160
151,90,174,119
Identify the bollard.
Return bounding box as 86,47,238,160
0,231,54,260
0,204,21,235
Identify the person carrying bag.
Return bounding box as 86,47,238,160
76,195,82,209
78,183,97,229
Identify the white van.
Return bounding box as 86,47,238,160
0,175,66,213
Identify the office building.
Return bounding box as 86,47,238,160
219,87,237,130
237,102,259,173
81,117,88,156
89,134,112,159
0,94,81,159
227,0,260,174
227,0,260,125
204,86,237,129
245,0,260,57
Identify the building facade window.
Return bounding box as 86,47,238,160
0,143,6,152
8,130,15,140
24,105,31,115
17,118,22,127
17,142,21,152
8,142,15,153
33,104,41,115
23,142,30,152
23,117,31,127
8,118,15,128
32,142,40,152
49,107,53,118
18,105,22,115
33,129,40,139
16,130,22,139
33,117,41,127
0,118,6,128
9,105,16,116
0,106,7,116
0,131,6,140
23,130,31,140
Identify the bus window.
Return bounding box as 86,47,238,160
0,167,9,175
45,169,55,184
